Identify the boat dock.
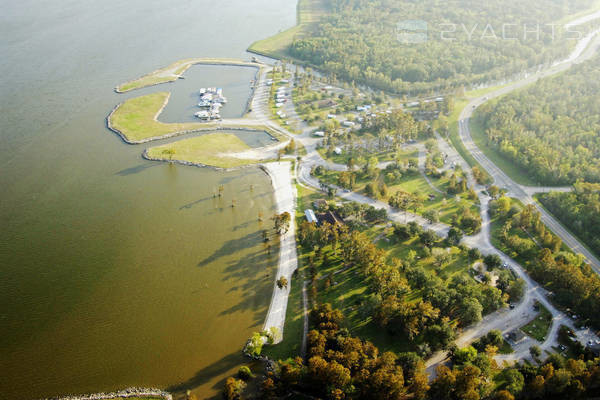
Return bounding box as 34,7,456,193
195,87,228,120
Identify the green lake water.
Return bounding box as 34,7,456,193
0,0,295,398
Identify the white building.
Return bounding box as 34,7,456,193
305,209,318,224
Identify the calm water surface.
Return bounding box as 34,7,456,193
0,0,296,398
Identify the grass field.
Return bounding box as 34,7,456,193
146,133,258,168
117,58,202,92
317,168,479,229
109,92,214,142
316,147,418,166
247,0,329,59
520,303,553,342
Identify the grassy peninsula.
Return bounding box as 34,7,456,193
146,133,255,169
108,92,214,143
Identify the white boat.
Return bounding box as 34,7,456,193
199,88,206,94
194,110,210,120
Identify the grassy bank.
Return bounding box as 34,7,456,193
247,0,328,59
146,133,256,168
117,58,261,92
263,184,320,360
109,92,214,143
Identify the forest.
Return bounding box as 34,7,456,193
539,181,600,257
288,0,598,94
477,55,600,185
488,195,600,329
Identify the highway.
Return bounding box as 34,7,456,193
458,28,600,275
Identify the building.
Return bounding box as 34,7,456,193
506,329,527,344
304,209,318,224
317,210,345,226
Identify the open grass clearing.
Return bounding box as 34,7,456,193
146,133,259,168
520,302,553,342
109,92,215,143
317,168,479,228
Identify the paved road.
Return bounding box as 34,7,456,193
286,72,599,373
237,40,600,360
458,28,600,275
261,162,298,342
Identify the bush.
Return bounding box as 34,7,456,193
237,366,254,381
484,254,502,269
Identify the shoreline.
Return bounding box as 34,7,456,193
115,58,265,93
43,387,172,400
259,162,298,342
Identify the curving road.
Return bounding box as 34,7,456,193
458,26,600,275
244,20,600,363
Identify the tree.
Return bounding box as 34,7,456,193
274,211,291,234
468,247,482,261
237,366,254,381
503,369,524,395
446,227,463,246
419,230,437,248
277,276,288,289
458,297,483,325
161,148,176,162
529,345,542,361
453,346,478,365
223,377,246,400
488,185,500,198
494,390,515,400
484,254,502,269
423,209,439,223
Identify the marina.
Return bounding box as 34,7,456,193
195,87,227,120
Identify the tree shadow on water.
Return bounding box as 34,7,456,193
166,352,242,397
197,230,263,268
115,163,157,176
179,196,214,210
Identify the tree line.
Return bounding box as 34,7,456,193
288,0,597,94
478,55,600,185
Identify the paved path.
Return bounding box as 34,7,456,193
261,162,298,342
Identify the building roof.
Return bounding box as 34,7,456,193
318,211,345,226
304,209,318,224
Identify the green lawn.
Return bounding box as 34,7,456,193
247,0,329,59
109,92,216,142
146,133,259,168
317,147,418,166
498,339,514,354
520,303,553,342
317,168,479,229
311,224,473,354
